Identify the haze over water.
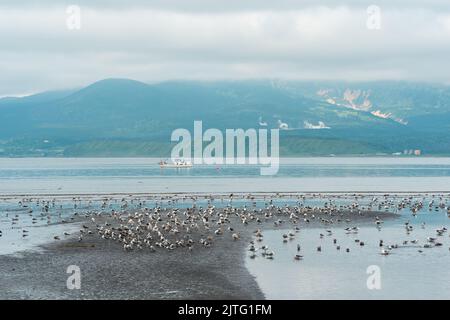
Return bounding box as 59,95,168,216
1,157,450,195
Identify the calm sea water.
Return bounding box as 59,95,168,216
1,157,450,299
1,157,450,194
246,204,450,299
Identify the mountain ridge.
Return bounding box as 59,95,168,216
1,78,449,156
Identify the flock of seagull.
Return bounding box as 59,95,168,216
248,221,450,261
1,193,450,261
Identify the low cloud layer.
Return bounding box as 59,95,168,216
1,1,450,96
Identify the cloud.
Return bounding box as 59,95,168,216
0,2,450,95
2,1,450,12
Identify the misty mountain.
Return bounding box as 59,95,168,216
0,79,449,156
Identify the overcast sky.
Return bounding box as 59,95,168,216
1,0,450,96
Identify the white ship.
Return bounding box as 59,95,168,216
159,158,193,168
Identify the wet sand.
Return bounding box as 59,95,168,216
0,224,263,299
0,205,398,300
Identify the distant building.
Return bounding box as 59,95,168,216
403,149,421,156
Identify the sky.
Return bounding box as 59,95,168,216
1,0,450,96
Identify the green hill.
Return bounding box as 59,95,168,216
0,79,449,157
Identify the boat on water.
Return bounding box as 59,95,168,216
159,159,193,168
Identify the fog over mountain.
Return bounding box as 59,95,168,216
1,1,449,155
1,1,450,95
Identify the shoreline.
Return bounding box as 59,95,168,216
0,204,398,299
0,218,265,300
1,190,449,200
